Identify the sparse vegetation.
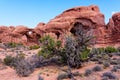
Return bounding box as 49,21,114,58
80,49,90,61
12,54,34,77
103,62,110,68
3,55,14,66
29,45,40,50
105,46,118,53
1,22,120,79
26,54,45,68
111,65,120,72
92,65,102,72
6,42,23,48
38,35,61,59
84,69,92,76
102,72,118,80
59,22,94,68
57,67,80,80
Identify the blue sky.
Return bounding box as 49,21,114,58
0,0,120,28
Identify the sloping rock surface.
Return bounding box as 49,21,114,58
0,5,119,47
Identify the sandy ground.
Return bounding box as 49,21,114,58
1,61,120,80
0,48,120,80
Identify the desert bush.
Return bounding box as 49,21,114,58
29,45,40,50
15,59,34,77
105,46,118,53
57,73,68,80
3,55,14,66
6,42,23,48
58,67,80,80
26,54,45,68
102,72,118,79
110,60,118,65
98,48,105,53
90,48,104,56
84,69,92,76
61,36,82,68
60,22,94,68
92,65,102,72
89,48,105,61
12,54,34,77
7,42,17,48
80,49,90,61
38,35,61,59
103,62,110,68
111,65,120,72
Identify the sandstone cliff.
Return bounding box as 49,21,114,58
0,5,119,47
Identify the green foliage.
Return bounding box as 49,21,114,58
29,45,40,50
59,22,94,68
58,48,67,64
105,46,118,53
38,35,61,58
80,49,90,61
7,42,23,48
8,42,17,48
38,49,52,59
56,40,62,49
97,48,105,53
90,47,118,55
4,55,14,66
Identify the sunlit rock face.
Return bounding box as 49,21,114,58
105,12,120,47
42,5,106,47
0,25,43,46
0,5,120,47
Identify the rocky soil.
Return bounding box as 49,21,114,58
0,46,120,80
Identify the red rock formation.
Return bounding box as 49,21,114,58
106,12,120,47
0,25,42,46
0,5,119,47
42,5,105,46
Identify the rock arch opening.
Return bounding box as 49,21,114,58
70,22,83,35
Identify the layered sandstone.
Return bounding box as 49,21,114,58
0,5,119,47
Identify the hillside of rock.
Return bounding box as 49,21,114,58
0,5,119,47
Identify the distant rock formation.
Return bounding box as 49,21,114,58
0,5,119,47
0,25,44,46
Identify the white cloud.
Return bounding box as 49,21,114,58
112,11,116,15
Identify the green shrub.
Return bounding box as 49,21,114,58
105,46,118,53
4,55,14,66
38,49,52,58
8,42,17,48
38,35,61,59
80,49,90,61
6,42,23,48
29,45,40,50
97,48,105,53
60,22,94,68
